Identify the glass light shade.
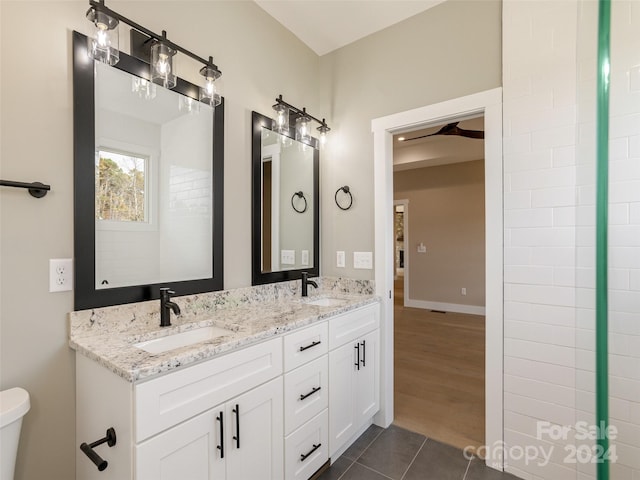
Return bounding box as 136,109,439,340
86,7,119,65
131,77,156,100
273,104,289,133
151,42,177,89
295,115,311,144
317,124,330,146
179,96,200,114
199,65,222,107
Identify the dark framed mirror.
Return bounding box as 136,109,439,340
252,111,319,285
73,31,224,310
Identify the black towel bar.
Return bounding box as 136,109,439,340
0,180,51,198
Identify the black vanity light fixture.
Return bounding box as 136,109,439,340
272,95,331,146
85,0,223,106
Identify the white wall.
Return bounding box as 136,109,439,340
319,0,502,279
502,1,640,478
0,2,320,479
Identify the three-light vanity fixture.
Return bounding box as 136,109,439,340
85,0,222,106
272,95,331,145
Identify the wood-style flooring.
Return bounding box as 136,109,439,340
393,278,485,451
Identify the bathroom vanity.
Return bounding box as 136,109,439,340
70,280,380,480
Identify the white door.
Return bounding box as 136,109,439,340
136,408,225,480
328,342,358,456
355,330,380,425
225,377,284,480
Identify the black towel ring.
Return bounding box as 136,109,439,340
291,191,307,213
334,186,353,210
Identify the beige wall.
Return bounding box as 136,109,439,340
394,160,486,307
319,0,502,279
0,2,319,479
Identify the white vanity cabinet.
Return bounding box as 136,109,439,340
282,321,330,480
328,304,380,457
76,337,283,480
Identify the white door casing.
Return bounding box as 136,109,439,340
371,88,504,470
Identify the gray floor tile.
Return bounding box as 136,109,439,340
343,425,384,461
341,462,392,480
356,425,425,479
317,456,354,480
403,438,469,480
465,457,521,480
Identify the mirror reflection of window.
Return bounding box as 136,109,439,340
95,149,148,222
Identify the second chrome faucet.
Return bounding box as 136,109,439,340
160,287,181,327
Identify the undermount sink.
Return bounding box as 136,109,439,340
305,297,345,307
135,325,235,354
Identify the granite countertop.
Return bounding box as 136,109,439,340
69,278,379,383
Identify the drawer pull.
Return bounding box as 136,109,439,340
299,340,321,352
216,411,224,458
232,404,240,449
299,386,321,401
300,443,322,462
354,343,360,370
361,340,366,367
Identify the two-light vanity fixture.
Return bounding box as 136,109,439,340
86,0,222,106
272,95,331,146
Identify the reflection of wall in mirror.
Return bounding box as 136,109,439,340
160,110,213,283
95,108,161,288
279,143,314,270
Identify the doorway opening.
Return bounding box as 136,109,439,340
372,88,503,470
392,118,486,450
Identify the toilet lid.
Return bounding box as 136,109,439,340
0,388,30,428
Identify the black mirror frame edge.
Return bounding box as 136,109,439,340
251,111,320,285
72,31,224,310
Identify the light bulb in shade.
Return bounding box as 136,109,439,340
317,123,331,146
151,41,176,89
272,103,289,133
199,62,222,107
86,7,119,65
296,115,311,143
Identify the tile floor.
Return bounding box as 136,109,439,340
318,425,520,480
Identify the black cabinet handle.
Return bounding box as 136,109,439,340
216,411,224,458
300,443,322,462
299,340,321,352
361,340,366,367
232,404,240,449
354,343,360,370
299,386,321,401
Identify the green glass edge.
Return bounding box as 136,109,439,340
596,1,610,479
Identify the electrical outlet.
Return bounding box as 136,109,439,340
461,287,467,296
301,250,309,266
50,258,73,292
336,251,345,268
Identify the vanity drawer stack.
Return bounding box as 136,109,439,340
283,322,329,480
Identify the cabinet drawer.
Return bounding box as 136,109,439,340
285,410,328,480
283,321,328,372
284,356,328,435
328,304,379,349
135,337,282,441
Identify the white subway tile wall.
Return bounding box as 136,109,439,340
503,1,640,479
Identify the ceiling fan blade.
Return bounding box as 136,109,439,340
402,122,484,141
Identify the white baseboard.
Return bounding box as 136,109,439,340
405,298,486,316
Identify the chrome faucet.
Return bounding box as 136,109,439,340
159,288,181,327
301,272,318,297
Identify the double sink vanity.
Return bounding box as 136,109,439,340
70,278,381,480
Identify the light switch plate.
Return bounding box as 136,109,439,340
353,251,373,269
281,250,295,265
301,250,309,266
50,258,73,292
336,251,345,268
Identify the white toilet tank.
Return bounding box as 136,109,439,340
0,388,30,480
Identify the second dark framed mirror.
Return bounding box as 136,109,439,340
251,111,319,285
